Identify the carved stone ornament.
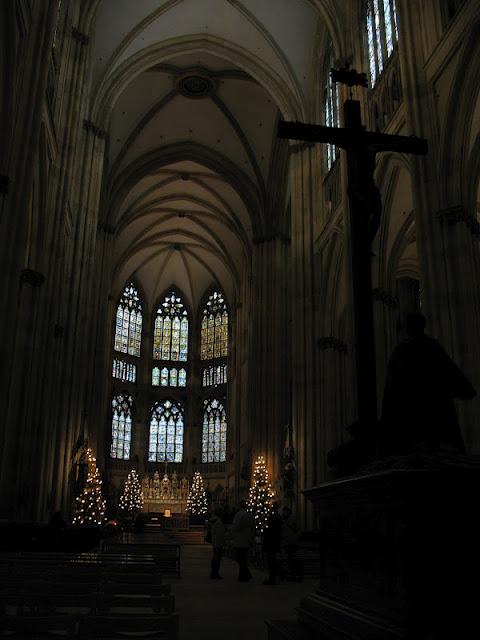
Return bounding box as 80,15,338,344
83,119,107,139
0,175,10,195
71,27,89,46
178,72,215,98
318,336,348,353
372,287,398,308
20,268,45,287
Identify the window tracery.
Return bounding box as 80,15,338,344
112,359,136,383
202,399,227,463
153,291,188,362
148,400,184,463
202,365,227,387
324,45,339,171
201,291,228,361
366,0,398,88
152,366,187,387
110,393,133,460
114,283,143,357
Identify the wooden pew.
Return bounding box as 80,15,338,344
78,614,179,640
0,614,77,637
102,544,181,576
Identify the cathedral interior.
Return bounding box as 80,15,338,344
1,1,479,639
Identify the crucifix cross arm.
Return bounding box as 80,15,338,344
278,121,428,156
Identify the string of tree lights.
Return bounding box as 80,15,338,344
186,471,208,516
247,456,275,534
72,449,106,526
119,469,144,516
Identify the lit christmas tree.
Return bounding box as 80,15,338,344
186,471,208,515
119,469,144,516
72,448,106,526
247,455,275,534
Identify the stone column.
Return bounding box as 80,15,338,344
53,122,106,515
317,337,349,475
289,144,320,527
36,14,96,521
250,236,290,497
398,5,480,452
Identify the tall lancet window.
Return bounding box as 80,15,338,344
366,0,398,87
111,393,133,460
202,399,227,463
148,400,184,463
152,290,188,387
114,283,143,357
201,291,228,387
324,45,340,171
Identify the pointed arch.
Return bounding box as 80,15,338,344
200,289,229,361
152,286,190,362
148,399,184,463
110,392,133,460
202,398,227,463
323,41,340,171
114,282,143,357
365,0,399,87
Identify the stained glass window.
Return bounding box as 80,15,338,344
202,399,227,463
153,291,188,361
161,367,169,387
114,283,143,357
112,359,137,383
111,394,133,460
152,366,186,387
202,365,227,387
324,45,340,171
148,400,184,463
201,291,228,360
366,0,398,87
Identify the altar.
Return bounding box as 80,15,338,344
141,469,189,515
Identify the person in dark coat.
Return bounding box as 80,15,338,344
381,313,476,454
230,501,255,582
262,502,283,585
209,508,226,580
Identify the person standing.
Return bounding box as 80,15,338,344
262,502,283,585
230,501,255,582
209,508,226,579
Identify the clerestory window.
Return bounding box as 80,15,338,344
366,0,399,88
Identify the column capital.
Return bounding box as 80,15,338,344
437,206,480,237
288,141,316,155
372,287,398,308
97,222,115,235
71,27,89,46
0,175,10,195
20,268,45,287
54,324,64,339
253,231,290,245
318,336,348,353
83,119,107,140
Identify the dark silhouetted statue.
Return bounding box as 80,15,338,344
381,313,476,454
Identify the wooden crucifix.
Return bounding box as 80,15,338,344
279,68,428,430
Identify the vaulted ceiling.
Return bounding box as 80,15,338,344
91,0,331,312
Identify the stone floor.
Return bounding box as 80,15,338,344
173,546,315,640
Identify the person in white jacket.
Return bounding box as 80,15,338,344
230,501,255,581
